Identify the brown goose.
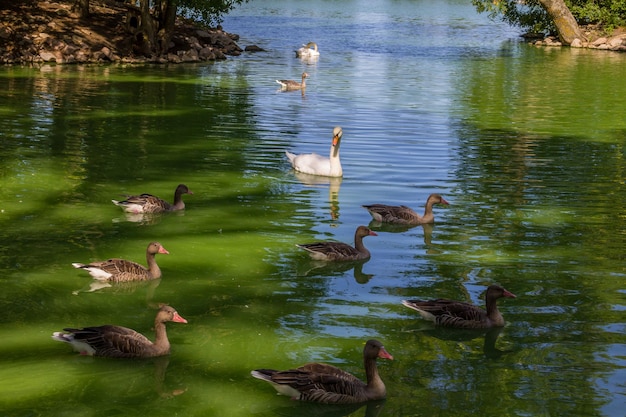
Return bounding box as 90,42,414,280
402,285,516,329
72,242,169,282
52,305,187,358
276,72,308,91
112,184,193,214
251,339,393,404
297,225,377,261
363,193,449,225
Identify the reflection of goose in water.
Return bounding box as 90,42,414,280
265,399,385,417
299,259,374,284
72,276,162,305
112,211,165,225
153,356,187,398
423,326,509,359
293,171,342,221
296,42,320,59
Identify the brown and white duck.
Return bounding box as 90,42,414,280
112,184,193,214
286,126,343,177
72,242,169,282
363,193,449,225
402,285,516,329
297,225,377,261
276,72,309,91
52,305,187,358
251,339,393,404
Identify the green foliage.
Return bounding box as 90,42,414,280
472,0,626,33
569,0,626,29
178,0,249,26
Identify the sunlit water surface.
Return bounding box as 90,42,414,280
1,0,625,416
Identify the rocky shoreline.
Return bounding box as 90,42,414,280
529,28,626,51
0,0,250,65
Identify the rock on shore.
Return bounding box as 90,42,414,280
0,0,246,65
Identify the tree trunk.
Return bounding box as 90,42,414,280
137,0,156,55
74,0,89,18
537,0,586,44
158,0,178,56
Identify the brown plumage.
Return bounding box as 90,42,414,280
363,193,449,225
251,339,393,404
297,226,377,261
112,184,193,214
402,285,516,329
72,242,169,282
276,72,308,90
51,305,188,358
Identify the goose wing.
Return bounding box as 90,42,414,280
64,325,153,358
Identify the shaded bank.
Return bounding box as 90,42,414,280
0,0,246,65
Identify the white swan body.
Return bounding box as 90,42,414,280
285,126,343,177
296,42,320,59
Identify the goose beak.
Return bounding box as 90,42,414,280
159,246,170,255
172,312,188,323
503,290,516,298
378,347,394,360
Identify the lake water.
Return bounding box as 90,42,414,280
1,0,625,416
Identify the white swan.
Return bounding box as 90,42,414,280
285,126,343,177
295,42,320,59
276,72,308,91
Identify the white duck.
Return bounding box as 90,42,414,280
295,42,320,59
276,72,308,91
285,126,343,177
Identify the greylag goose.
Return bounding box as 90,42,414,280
72,242,169,282
251,339,393,404
363,193,449,225
297,225,377,261
402,285,516,329
112,184,193,214
52,305,187,358
296,42,320,58
286,126,343,177
276,72,308,91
